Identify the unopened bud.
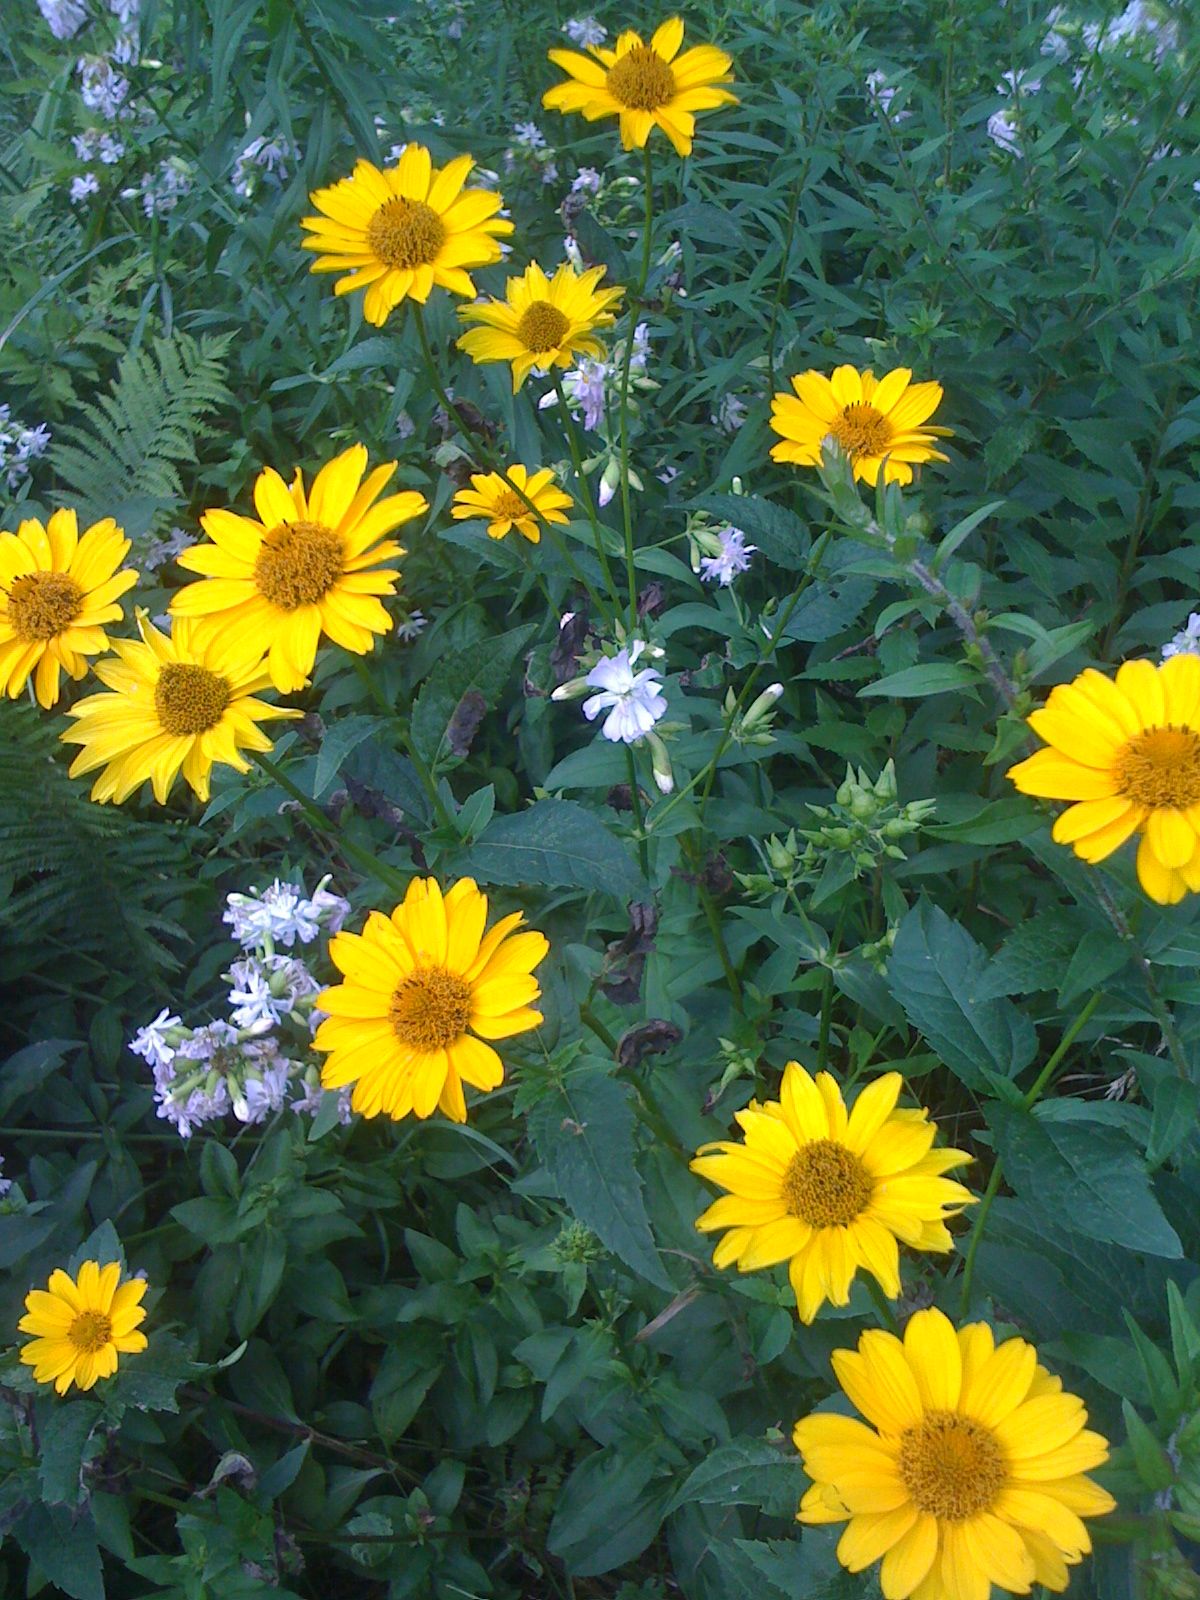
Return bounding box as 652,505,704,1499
551,676,590,702
646,732,674,794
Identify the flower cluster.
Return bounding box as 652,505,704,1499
0,406,52,491
231,132,296,199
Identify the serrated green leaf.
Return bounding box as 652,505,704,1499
455,798,641,895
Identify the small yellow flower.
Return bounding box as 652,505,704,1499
314,876,549,1123
450,465,574,544
691,1062,973,1322
770,366,951,487
543,16,737,156
1009,654,1200,905
60,612,300,805
19,1258,148,1395
0,510,138,708
300,145,513,325
170,443,427,693
457,261,623,391
795,1308,1115,1600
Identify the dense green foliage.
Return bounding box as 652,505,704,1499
3,1,1200,1597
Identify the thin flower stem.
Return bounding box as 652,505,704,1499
252,751,412,898
817,897,853,1072
551,370,622,616
616,145,656,634
348,655,453,828
624,743,651,882
865,1274,900,1334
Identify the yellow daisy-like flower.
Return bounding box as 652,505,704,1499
1008,654,1200,905
457,261,624,392
690,1063,973,1323
170,444,427,694
450,465,574,544
794,1307,1115,1600
60,612,300,805
300,145,513,325
770,366,951,487
543,16,737,157
19,1258,149,1395
0,510,138,708
314,876,549,1124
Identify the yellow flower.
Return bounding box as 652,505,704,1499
0,510,138,708
1008,654,1200,905
450,465,574,544
770,366,951,487
457,261,623,392
300,145,513,325
794,1307,1115,1600
314,876,548,1123
543,16,737,156
170,443,426,693
690,1063,973,1323
60,612,300,805
19,1258,148,1395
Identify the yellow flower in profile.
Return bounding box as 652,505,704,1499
690,1063,973,1323
770,366,951,487
60,612,300,805
170,444,426,693
300,144,513,325
794,1308,1115,1600
19,1258,148,1395
0,510,138,708
314,876,548,1123
1008,654,1200,905
543,16,737,156
456,261,623,391
450,465,574,544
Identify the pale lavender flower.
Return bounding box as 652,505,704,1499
541,357,607,430
596,470,617,508
1163,613,1200,660
1084,1,1177,58
395,410,416,440
999,68,1042,95
140,526,191,574
563,16,606,46
305,885,350,934
0,407,54,489
514,121,547,149
582,641,668,744
109,0,139,20
226,957,279,1033
700,526,757,587
571,166,601,194
129,1008,183,1072
395,610,427,641
865,69,911,123
76,56,128,117
38,0,88,39
713,394,748,434
70,172,100,201
72,129,122,163
235,1056,292,1124
231,134,295,198
137,158,191,218
224,879,347,948
987,107,1021,153
110,27,139,65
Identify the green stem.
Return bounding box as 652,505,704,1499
865,1274,900,1333
252,752,411,898
552,370,621,616
349,656,452,828
616,146,656,634
624,744,651,882
817,898,852,1072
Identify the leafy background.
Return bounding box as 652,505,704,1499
2,0,1200,1596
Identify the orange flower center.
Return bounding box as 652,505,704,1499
367,197,446,270
516,300,571,353
154,662,231,736
7,570,84,642
68,1309,113,1354
255,520,344,610
832,402,893,461
491,488,529,522
388,966,473,1052
898,1412,1007,1521
1115,727,1200,810
781,1139,872,1228
606,45,676,110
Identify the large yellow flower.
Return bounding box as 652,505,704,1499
19,1258,148,1395
314,876,548,1124
770,366,951,487
0,510,138,708
170,444,426,693
794,1308,1115,1600
690,1063,973,1322
450,464,574,544
300,145,513,324
543,16,737,156
457,261,623,391
1008,654,1200,905
60,612,300,805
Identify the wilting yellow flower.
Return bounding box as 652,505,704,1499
60,612,299,805
770,366,951,487
300,145,513,325
170,444,426,694
794,1308,1115,1600
450,465,574,544
1008,655,1200,905
543,16,737,156
19,1258,148,1395
457,261,623,392
690,1063,973,1322
0,510,138,708
314,876,548,1123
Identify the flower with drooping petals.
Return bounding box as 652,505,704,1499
581,640,667,743
451,465,574,544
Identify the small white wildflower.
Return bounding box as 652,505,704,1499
129,1008,183,1072
109,0,140,21
395,409,416,440
571,166,601,194
223,879,346,948
998,68,1042,95
0,1156,11,1199
76,56,128,118
70,172,100,201
231,133,295,198
110,26,139,64
395,610,428,641
582,641,668,744
140,526,190,574
1163,613,1200,660
563,15,606,46
865,69,911,123
0,407,53,489
699,525,757,587
38,0,88,39
513,120,547,149
987,107,1022,154
138,157,192,217
713,394,748,434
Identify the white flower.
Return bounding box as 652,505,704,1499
109,0,140,20
129,1008,182,1072
713,394,748,434
1163,613,1200,660
231,133,295,198
76,56,128,118
563,15,606,46
38,0,88,39
700,525,757,587
582,641,668,744
226,957,279,1033
998,68,1042,95
1084,1,1177,58
305,884,351,934
236,1056,292,1124
395,610,427,641
70,172,100,201
571,166,601,194
513,120,547,149
865,69,911,122
138,157,192,217
987,107,1022,153
0,407,53,490
110,26,139,64
395,409,416,440
224,879,349,949
140,526,190,573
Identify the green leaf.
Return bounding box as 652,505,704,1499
1146,1078,1200,1168
410,624,533,766
548,1448,673,1576
859,662,979,698
698,491,810,569
14,1504,104,1600
455,798,642,895
887,903,1037,1087
37,1398,101,1506
314,716,391,798
1121,1400,1174,1490
668,1438,804,1517
988,1103,1182,1258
